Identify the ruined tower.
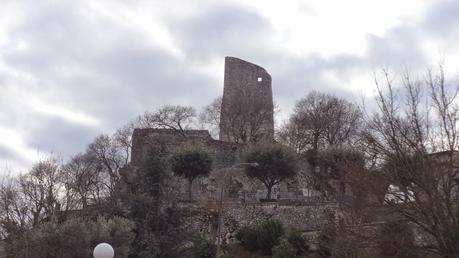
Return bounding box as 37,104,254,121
219,57,274,143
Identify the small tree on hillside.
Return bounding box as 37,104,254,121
244,142,297,199
171,149,213,201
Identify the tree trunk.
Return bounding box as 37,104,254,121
267,186,272,200
188,179,193,201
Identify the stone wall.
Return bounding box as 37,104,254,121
128,128,249,200
189,202,338,244
220,56,274,142
127,128,315,201
131,128,240,169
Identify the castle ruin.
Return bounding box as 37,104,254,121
124,57,326,245
220,57,274,143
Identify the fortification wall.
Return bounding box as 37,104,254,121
189,202,338,244
127,128,314,201
220,56,274,142
131,128,240,169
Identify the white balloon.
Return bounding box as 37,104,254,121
93,243,115,258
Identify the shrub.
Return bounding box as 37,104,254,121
194,235,217,258
7,216,134,258
256,218,284,255
378,220,418,257
236,225,259,251
317,222,337,257
236,218,284,255
287,230,307,255
272,239,297,258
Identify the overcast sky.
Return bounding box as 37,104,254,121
1,0,459,173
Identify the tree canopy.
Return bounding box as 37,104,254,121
171,148,213,201
244,142,297,199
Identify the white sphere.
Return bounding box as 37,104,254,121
93,243,115,258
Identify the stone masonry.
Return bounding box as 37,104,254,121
219,56,274,143
124,57,328,245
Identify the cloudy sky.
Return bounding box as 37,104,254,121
1,0,459,173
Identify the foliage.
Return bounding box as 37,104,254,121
312,146,365,198
257,218,284,255
236,224,259,251
317,222,337,257
277,91,362,199
5,216,134,258
124,143,194,258
378,219,418,258
193,235,217,258
171,148,212,200
244,142,297,199
316,210,374,258
236,218,284,255
287,230,307,255
272,239,297,258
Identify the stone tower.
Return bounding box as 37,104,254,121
219,57,274,143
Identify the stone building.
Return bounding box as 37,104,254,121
219,56,274,143
126,57,312,200
122,57,329,243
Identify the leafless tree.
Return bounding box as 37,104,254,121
278,91,362,154
0,175,28,238
359,67,459,256
61,153,101,209
199,97,222,139
20,158,63,226
136,105,197,137
278,92,362,198
220,87,274,143
87,134,127,197
113,122,136,164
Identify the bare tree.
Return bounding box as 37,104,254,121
17,158,63,226
113,122,136,164
0,175,28,238
278,91,362,155
137,105,197,137
220,87,274,143
87,134,126,198
199,97,222,139
61,153,101,209
360,67,459,256
278,92,362,198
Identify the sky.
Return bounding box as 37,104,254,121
1,0,459,173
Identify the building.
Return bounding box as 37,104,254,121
219,57,274,143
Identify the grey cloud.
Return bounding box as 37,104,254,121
25,115,99,157
365,27,427,69
3,0,220,130
423,0,459,38
1,0,458,173
171,5,273,61
0,146,16,160
169,3,367,109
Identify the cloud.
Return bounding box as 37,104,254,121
1,0,459,174
171,5,272,61
0,146,15,161
25,116,99,157
423,0,459,38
